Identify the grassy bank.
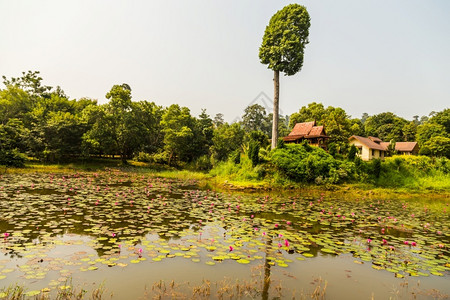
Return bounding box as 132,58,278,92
2,156,449,199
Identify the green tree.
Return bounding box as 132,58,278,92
289,102,326,127
193,109,214,157
259,4,310,149
133,101,164,154
364,112,408,141
416,123,447,146
429,108,450,133
402,122,417,141
0,86,33,125
83,84,142,162
160,104,196,165
211,123,245,162
2,71,51,98
422,136,450,158
242,104,267,133
213,113,225,128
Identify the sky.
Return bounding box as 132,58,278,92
1,0,449,122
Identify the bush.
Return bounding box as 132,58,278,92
271,144,340,183
193,155,212,171
347,144,357,161
0,149,26,167
230,149,241,164
134,151,169,164
248,141,260,167
134,152,152,162
370,159,381,178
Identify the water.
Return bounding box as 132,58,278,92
0,171,448,299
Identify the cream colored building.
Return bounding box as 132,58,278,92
349,136,386,161
349,136,419,161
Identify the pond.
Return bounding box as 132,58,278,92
0,171,448,299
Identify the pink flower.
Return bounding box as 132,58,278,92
274,224,279,228
411,242,417,246
286,221,292,225
382,239,388,245
367,238,372,244
284,239,289,247
229,246,234,252
404,241,409,245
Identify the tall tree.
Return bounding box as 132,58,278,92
259,4,310,149
241,104,267,133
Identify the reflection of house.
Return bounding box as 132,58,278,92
283,121,329,150
349,136,419,161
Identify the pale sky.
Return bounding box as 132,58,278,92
1,1,449,122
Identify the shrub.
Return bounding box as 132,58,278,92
347,144,357,161
248,141,260,167
193,155,212,171
134,152,152,162
0,149,26,167
230,149,241,165
271,144,340,183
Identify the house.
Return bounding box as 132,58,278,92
348,136,419,161
283,121,329,150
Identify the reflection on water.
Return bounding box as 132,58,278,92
0,171,448,298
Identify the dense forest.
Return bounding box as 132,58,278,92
1,71,449,188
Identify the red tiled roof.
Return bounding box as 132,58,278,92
283,135,304,141
395,142,418,152
289,121,316,136
349,136,386,151
380,142,418,152
309,125,325,136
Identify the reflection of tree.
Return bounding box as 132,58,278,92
262,238,272,300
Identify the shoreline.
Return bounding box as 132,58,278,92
3,161,449,199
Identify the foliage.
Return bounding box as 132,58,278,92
160,104,196,165
271,144,338,183
259,4,310,75
241,104,268,133
429,108,450,133
0,148,26,167
231,149,241,165
422,136,450,158
364,112,410,141
247,141,260,167
416,123,448,146
211,123,245,162
347,144,357,161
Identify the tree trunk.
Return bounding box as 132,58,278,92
271,70,280,149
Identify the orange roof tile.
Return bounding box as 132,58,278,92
289,121,316,136
349,136,386,151
395,142,418,152
308,126,325,136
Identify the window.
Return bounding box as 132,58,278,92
372,149,375,156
